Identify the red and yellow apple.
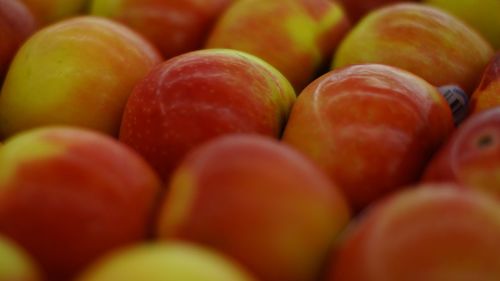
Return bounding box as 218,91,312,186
19,0,88,25
0,0,37,82
333,3,494,94
424,0,500,49
469,52,500,114
90,0,234,59
0,235,42,281
0,16,162,139
0,127,161,281
205,0,350,90
77,242,257,281
156,134,350,281
327,185,500,281
119,49,295,180
282,64,454,210
423,107,500,200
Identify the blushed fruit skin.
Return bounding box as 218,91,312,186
0,16,162,139
470,52,500,114
119,49,296,181
0,0,37,82
90,0,234,59
337,0,416,22
424,0,500,49
206,0,350,91
282,64,454,210
156,135,350,281
423,108,500,200
333,3,494,94
76,242,258,281
19,0,87,25
327,186,500,281
0,235,42,281
0,127,161,281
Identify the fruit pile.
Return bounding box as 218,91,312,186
1,0,500,280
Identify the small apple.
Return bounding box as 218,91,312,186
205,0,350,91
90,0,234,59
19,0,87,25
0,16,162,139
327,185,500,281
156,134,350,281
424,0,500,49
333,3,494,94
76,242,257,281
0,235,42,281
337,0,417,22
0,0,37,83
282,64,454,210
119,49,295,180
0,127,161,281
469,52,500,115
423,107,500,200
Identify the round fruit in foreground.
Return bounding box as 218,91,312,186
156,134,350,281
119,49,295,181
328,185,500,281
282,63,453,210
0,127,161,281
0,235,42,281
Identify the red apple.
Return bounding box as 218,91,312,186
282,64,454,210
0,235,42,281
337,0,416,22
119,49,296,180
469,52,500,115
0,16,162,139
90,0,234,59
333,3,494,95
0,127,161,281
423,107,500,200
156,134,350,281
0,0,37,82
205,0,350,91
76,242,257,281
327,185,500,281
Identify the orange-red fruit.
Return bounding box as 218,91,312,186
327,185,500,281
333,3,494,94
156,134,350,281
470,52,500,114
0,127,161,281
282,64,454,210
423,107,500,200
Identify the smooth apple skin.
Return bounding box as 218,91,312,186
0,0,37,82
0,127,161,281
282,64,454,210
327,186,500,281
0,16,162,139
76,242,257,281
206,0,350,91
337,0,416,22
156,135,350,281
119,49,295,180
0,235,42,281
423,107,500,200
425,0,500,49
90,0,233,59
333,3,494,94
19,0,87,24
470,52,500,114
